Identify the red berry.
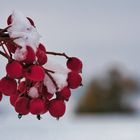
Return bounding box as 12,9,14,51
18,81,26,93
49,99,66,118
38,43,46,52
10,92,19,106
6,61,23,79
25,65,45,81
67,57,82,73
5,42,17,53
36,49,47,65
0,92,3,102
57,87,71,101
42,85,53,100
15,97,30,115
0,77,17,96
27,17,35,27
24,46,35,64
7,15,12,25
67,72,82,89
29,98,47,115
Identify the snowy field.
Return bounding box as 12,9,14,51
0,98,140,140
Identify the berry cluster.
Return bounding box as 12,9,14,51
0,11,83,120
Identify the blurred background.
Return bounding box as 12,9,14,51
0,0,140,140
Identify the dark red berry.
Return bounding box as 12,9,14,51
0,77,17,96
18,81,26,93
38,43,46,52
67,57,82,73
49,99,66,118
15,97,30,115
5,42,17,53
6,61,23,79
0,92,3,102
27,17,35,27
25,65,45,81
24,46,35,64
67,72,82,89
36,49,47,65
57,87,71,101
10,92,19,106
42,85,53,100
7,15,12,25
29,98,47,115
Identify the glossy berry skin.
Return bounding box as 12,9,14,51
0,77,17,96
18,81,26,93
24,46,35,64
6,61,23,79
0,92,3,102
36,48,47,65
38,43,46,52
67,72,82,89
49,99,66,118
29,98,48,115
67,57,82,73
25,65,45,81
10,92,19,106
57,87,71,101
15,97,30,115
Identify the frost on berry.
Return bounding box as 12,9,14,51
0,11,83,119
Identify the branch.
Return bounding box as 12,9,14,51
0,50,9,59
46,51,70,59
45,71,59,90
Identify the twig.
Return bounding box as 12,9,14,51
0,50,9,59
46,51,70,59
45,71,59,90
44,68,55,73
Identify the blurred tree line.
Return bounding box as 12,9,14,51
76,68,139,114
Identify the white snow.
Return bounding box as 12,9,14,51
51,73,68,91
44,59,70,75
14,47,27,61
43,74,56,94
28,87,39,98
43,59,70,94
7,10,41,50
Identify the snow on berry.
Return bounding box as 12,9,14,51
0,11,83,119
7,10,40,49
28,87,39,98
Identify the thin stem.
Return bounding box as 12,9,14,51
0,50,9,59
44,68,55,73
46,51,70,59
1,44,10,59
45,71,59,90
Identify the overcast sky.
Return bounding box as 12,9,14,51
0,0,140,81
